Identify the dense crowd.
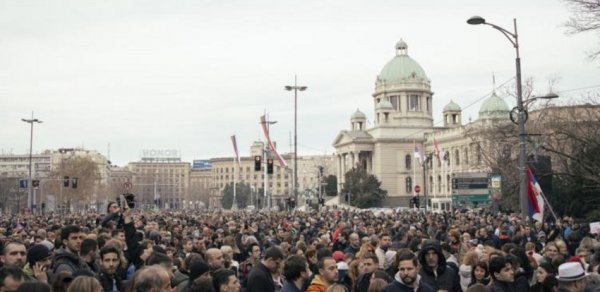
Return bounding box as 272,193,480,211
0,203,599,292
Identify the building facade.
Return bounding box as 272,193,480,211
333,39,517,207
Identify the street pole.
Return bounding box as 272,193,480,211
285,76,307,208
468,16,528,219
22,112,42,213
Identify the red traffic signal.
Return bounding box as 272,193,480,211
254,156,262,171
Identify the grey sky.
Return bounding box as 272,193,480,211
1,0,598,166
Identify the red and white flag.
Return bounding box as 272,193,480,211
433,135,442,162
260,115,288,168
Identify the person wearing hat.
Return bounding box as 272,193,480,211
23,244,52,283
556,262,588,292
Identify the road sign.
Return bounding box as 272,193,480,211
414,185,421,193
123,181,133,191
19,179,27,188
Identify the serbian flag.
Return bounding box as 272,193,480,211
260,115,288,168
526,167,545,222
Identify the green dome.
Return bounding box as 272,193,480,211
479,91,510,119
378,39,428,82
376,100,394,110
443,100,461,112
351,109,366,120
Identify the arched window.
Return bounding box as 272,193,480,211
405,177,412,194
405,154,412,170
429,176,433,193
445,151,450,166
464,148,469,165
455,149,460,166
477,144,482,164
447,175,451,192
437,175,442,193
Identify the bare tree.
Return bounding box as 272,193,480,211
563,0,600,60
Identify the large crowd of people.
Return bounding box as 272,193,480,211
0,202,599,292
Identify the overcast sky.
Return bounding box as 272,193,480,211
1,0,598,166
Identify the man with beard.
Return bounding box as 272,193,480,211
375,233,392,270
383,250,434,292
307,257,338,292
51,225,93,277
0,241,27,269
281,255,311,292
97,245,123,292
418,240,462,292
356,252,379,292
344,233,360,255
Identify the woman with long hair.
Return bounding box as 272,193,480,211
468,261,490,287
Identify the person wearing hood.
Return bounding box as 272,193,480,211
51,225,93,278
382,249,434,292
418,239,462,292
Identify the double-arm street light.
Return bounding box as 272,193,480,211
468,16,558,220
22,113,42,212
285,76,307,208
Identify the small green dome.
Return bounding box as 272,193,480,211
443,100,461,112
376,100,394,110
479,91,510,119
378,39,428,82
351,109,366,120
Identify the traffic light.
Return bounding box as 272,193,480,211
254,156,261,171
267,159,274,174
71,177,78,189
32,180,40,188
63,176,70,187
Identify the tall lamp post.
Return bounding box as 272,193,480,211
285,76,307,208
468,16,558,220
22,113,42,212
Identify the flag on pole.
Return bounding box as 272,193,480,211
230,135,241,169
526,167,545,222
433,135,442,162
414,145,422,166
260,115,288,168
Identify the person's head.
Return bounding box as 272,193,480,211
379,233,391,249
326,283,348,292
0,241,27,269
471,261,489,282
262,246,284,273
80,238,98,259
367,278,387,292
183,238,194,253
112,229,125,243
537,262,558,284
15,282,51,292
61,225,83,254
99,245,121,275
423,248,439,269
51,271,73,292
130,265,173,292
463,251,479,268
212,269,240,292
66,276,102,292
26,244,52,270
557,262,588,292
489,256,514,283
107,201,120,214
147,252,173,271
205,248,224,270
396,250,419,287
317,257,338,285
246,243,260,260
0,266,25,292
349,233,360,248
283,255,311,283
583,273,600,292
465,283,491,292
361,252,379,274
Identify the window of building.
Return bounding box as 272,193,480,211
405,154,412,170
429,176,433,193
477,144,482,164
409,95,420,111
426,96,430,112
447,175,451,192
437,175,442,193
389,96,399,111
405,177,412,194
465,148,469,165
455,149,460,166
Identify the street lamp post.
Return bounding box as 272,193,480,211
22,112,42,213
285,75,307,208
468,16,558,220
